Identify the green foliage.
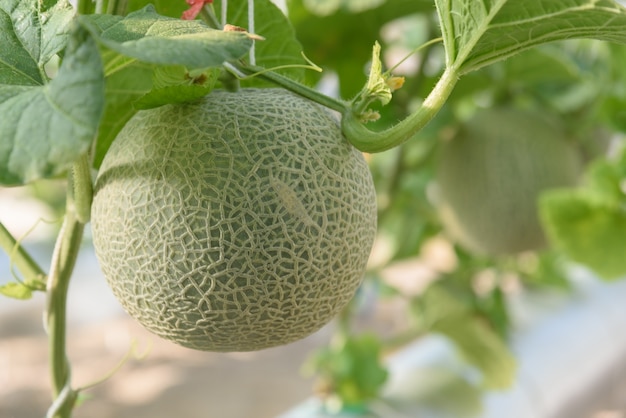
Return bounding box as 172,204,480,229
304,333,388,411
78,5,253,69
413,284,516,389
287,0,433,97
0,282,34,299
217,0,306,83
126,0,188,17
541,150,626,279
93,52,154,168
437,0,626,74
0,277,46,299
0,0,73,85
0,22,104,186
133,66,220,109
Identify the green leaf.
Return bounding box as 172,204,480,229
436,0,626,74
0,282,33,299
433,315,517,389
0,25,105,185
585,153,626,201
416,285,516,389
78,5,253,69
0,0,74,86
305,333,388,406
541,190,626,280
93,50,153,168
134,66,219,110
540,150,626,280
127,0,188,18
288,0,433,97
218,0,306,84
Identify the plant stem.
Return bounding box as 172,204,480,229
232,62,459,153
76,0,92,15
0,222,47,283
46,205,84,417
230,62,349,114
341,66,460,153
106,0,127,15
46,4,92,418
70,155,93,224
46,167,89,417
200,5,222,29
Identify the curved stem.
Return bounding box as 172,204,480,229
232,62,459,153
341,66,460,153
0,222,47,283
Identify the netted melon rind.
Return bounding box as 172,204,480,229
91,88,377,352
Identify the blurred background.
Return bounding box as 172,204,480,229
3,0,626,417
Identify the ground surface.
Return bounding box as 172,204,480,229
0,299,327,418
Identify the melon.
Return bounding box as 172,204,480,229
91,88,377,352
435,107,581,256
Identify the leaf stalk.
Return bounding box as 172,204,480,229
0,222,47,284
230,62,349,114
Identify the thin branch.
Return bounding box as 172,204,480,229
0,221,47,283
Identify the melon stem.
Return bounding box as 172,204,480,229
70,154,93,224
46,210,83,417
231,62,460,153
45,161,94,416
230,62,350,114
340,66,460,153
43,4,94,418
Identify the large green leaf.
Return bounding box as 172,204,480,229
541,191,626,279
126,0,188,18
217,0,306,84
540,154,626,280
78,5,253,69
0,0,74,86
288,0,433,96
436,0,626,74
0,24,105,186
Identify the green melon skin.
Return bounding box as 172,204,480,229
436,107,581,256
91,88,377,352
